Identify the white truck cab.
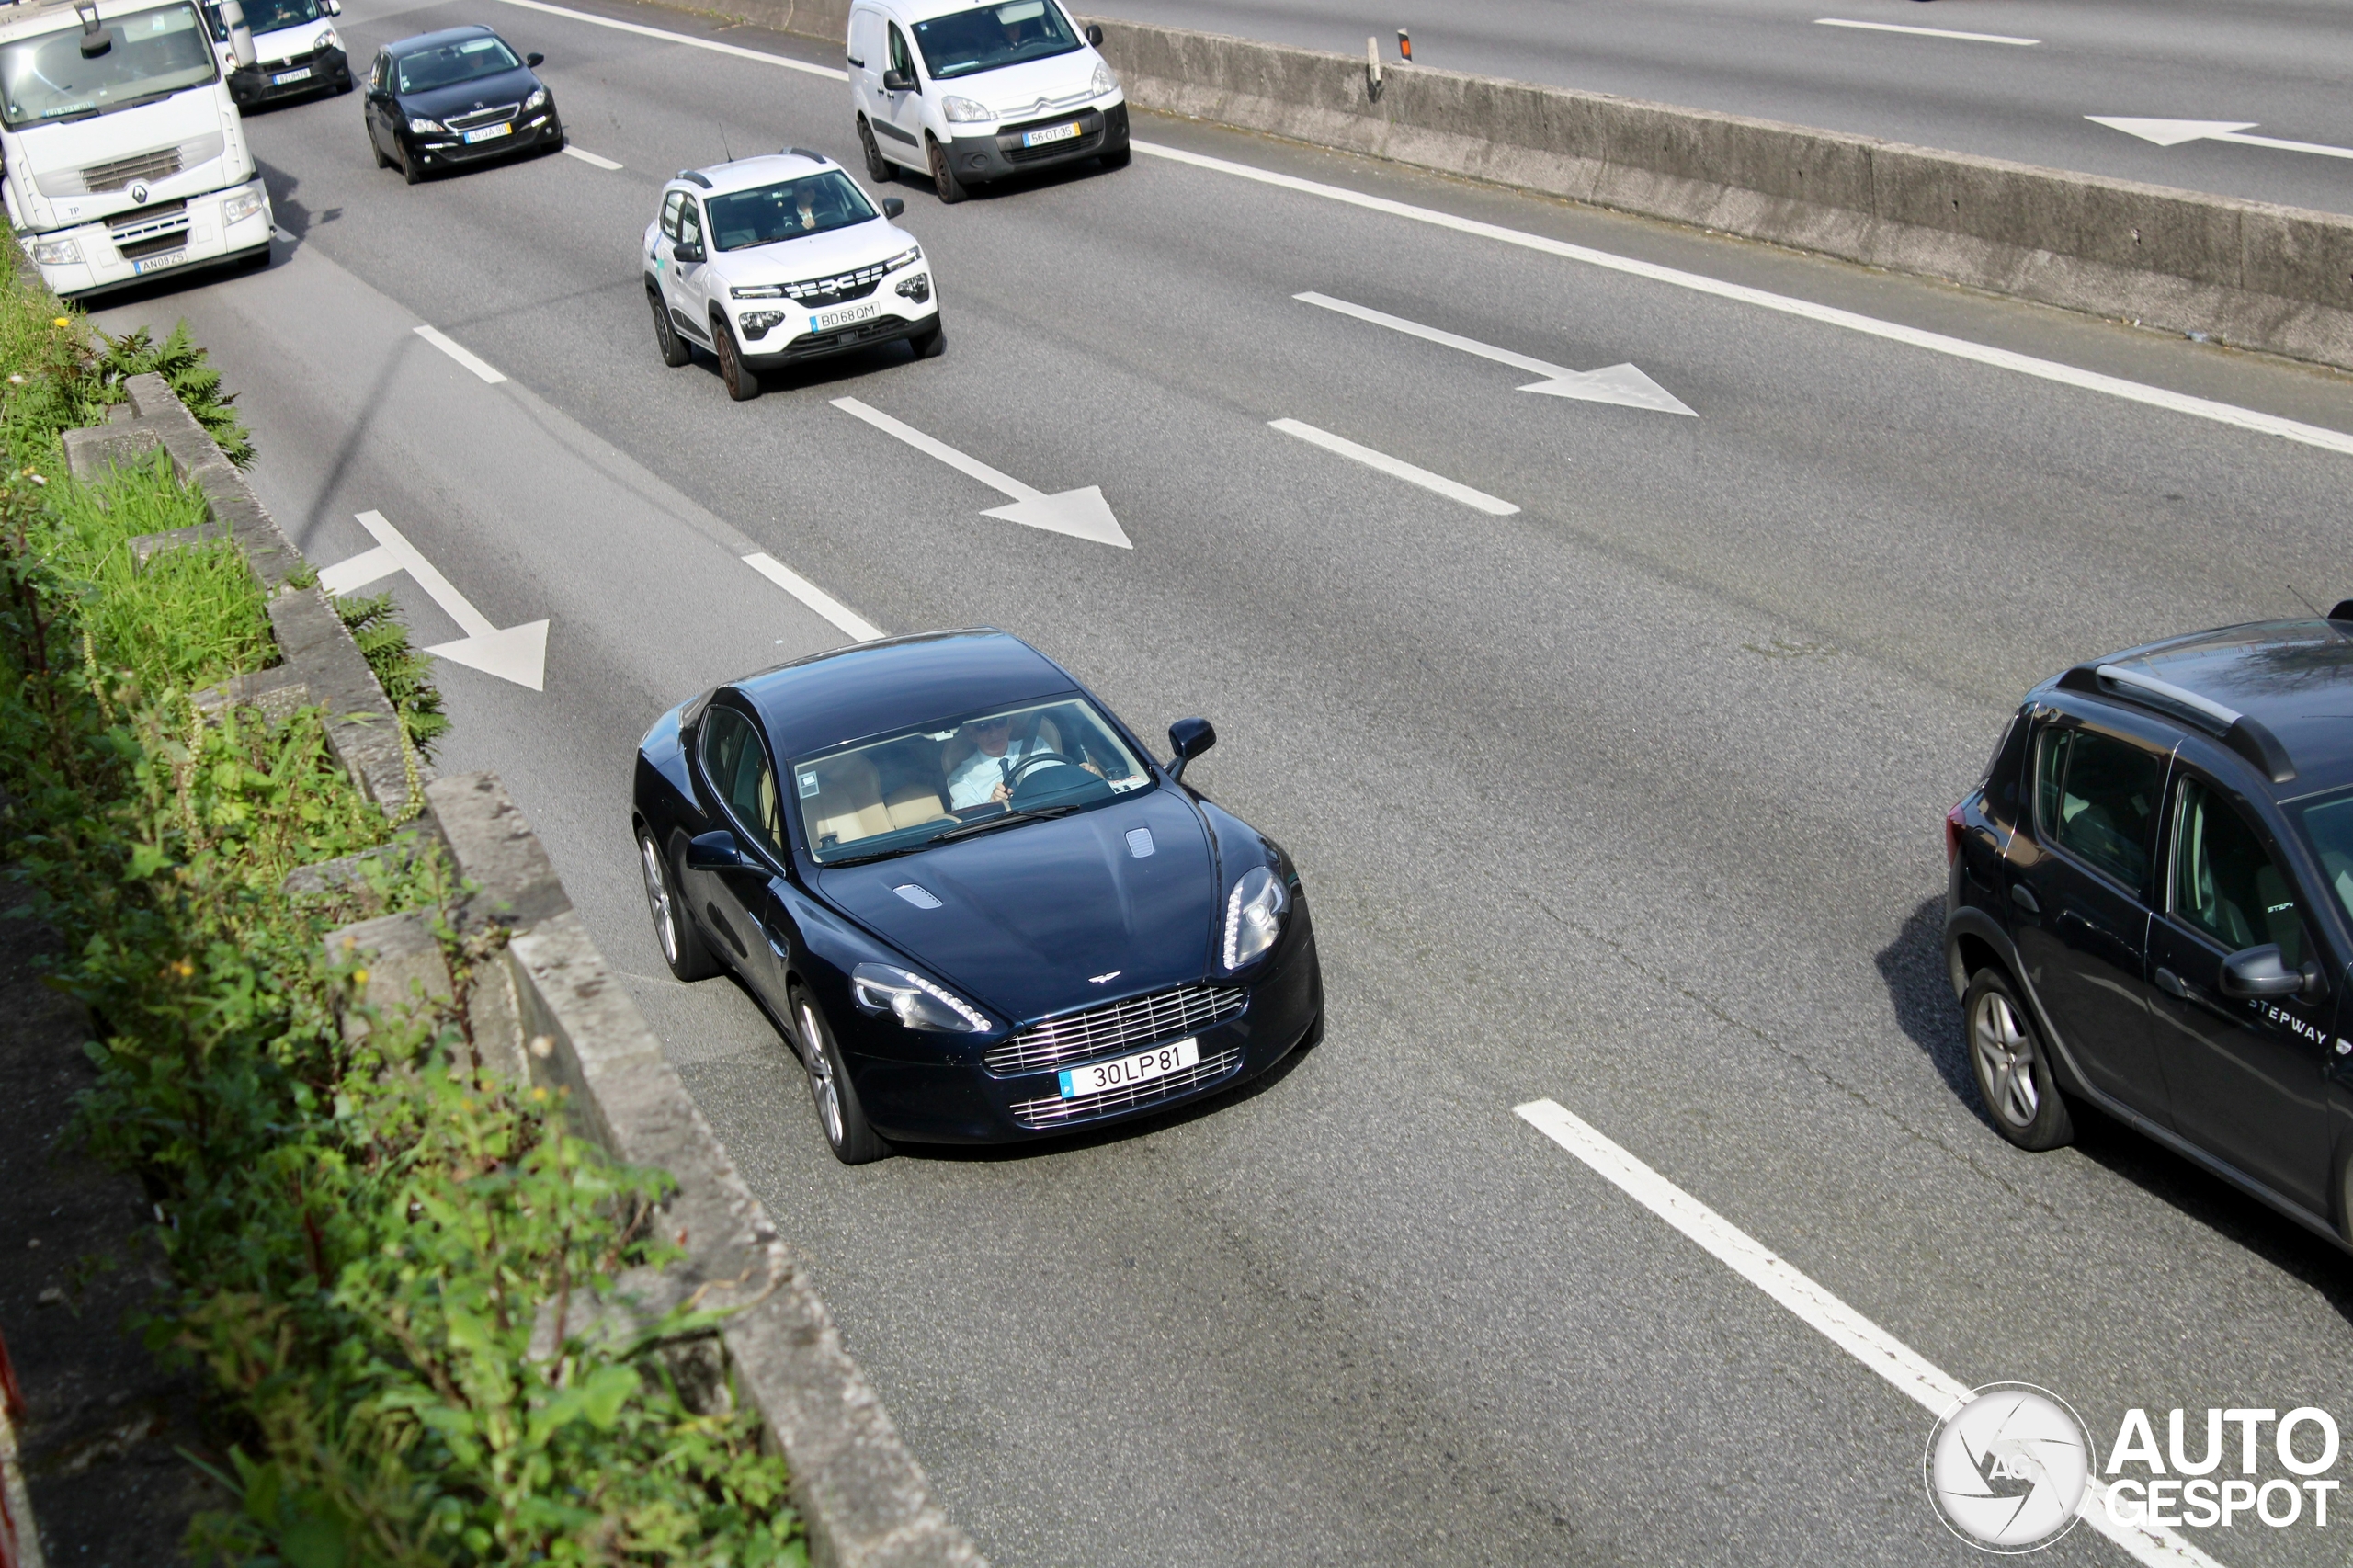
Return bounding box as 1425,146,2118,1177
847,0,1127,204
2,0,271,299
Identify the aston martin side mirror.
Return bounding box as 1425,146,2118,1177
881,196,904,218
685,829,745,871
1166,717,1215,781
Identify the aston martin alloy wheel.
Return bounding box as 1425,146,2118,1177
640,831,719,981
1965,969,2073,1151
797,992,887,1164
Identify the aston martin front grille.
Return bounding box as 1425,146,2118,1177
1009,1047,1243,1127
987,984,1246,1076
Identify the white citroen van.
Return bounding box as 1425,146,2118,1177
847,0,1126,204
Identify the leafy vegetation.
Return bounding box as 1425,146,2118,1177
0,283,799,1563
336,591,451,760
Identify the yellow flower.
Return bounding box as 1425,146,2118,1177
50,316,69,328
350,967,369,986
174,958,194,979
529,1085,549,1103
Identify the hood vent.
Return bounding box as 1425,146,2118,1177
892,883,943,909
1125,827,1154,858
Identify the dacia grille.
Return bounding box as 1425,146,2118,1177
783,262,887,305
986,984,1246,1076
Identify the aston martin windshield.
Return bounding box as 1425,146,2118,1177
394,34,519,94
796,696,1149,862
911,0,1079,81
0,3,216,126
708,172,875,250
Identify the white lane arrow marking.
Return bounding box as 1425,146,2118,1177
324,511,550,690
1296,291,1696,416
830,396,1132,548
2086,116,2353,161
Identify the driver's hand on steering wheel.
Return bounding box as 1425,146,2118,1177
991,780,1012,804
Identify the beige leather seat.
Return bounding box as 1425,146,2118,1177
805,754,892,847
885,783,951,829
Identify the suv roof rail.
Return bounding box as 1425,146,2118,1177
781,145,828,162
676,169,713,187
2057,662,2298,783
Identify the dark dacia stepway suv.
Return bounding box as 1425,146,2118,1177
1946,608,2353,1247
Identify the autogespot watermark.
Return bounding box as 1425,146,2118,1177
1926,1385,2348,1552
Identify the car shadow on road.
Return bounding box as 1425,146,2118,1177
1879,892,2353,1316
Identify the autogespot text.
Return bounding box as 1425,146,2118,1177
2104,1408,2343,1529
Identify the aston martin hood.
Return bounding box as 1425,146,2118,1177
818,786,1216,1026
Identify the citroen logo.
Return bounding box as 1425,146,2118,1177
1032,99,1048,116
129,182,148,204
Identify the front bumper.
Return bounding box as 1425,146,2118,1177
737,282,939,367
945,99,1127,183
228,45,349,107
404,110,563,170
841,903,1321,1144
27,176,272,300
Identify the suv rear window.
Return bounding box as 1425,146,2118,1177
2035,725,2164,889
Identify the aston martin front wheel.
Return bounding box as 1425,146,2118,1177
640,831,720,982
795,990,888,1165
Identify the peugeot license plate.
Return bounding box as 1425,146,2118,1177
270,66,311,84
462,123,513,144
811,301,878,332
131,250,186,275
1059,1037,1199,1098
1020,120,1082,148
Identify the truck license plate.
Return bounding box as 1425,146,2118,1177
132,250,187,275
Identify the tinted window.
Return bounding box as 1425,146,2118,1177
702,706,782,856
2176,779,2302,965
2035,725,2164,889
706,173,876,250
394,34,520,94
2299,791,2353,927
911,0,1079,80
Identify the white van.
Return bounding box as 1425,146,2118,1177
847,0,1126,204
1,0,272,299
199,0,350,110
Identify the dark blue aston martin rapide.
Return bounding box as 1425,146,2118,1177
631,630,1323,1162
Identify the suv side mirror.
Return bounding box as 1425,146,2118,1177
526,51,544,66
2219,943,2324,1000
881,67,914,92
1166,717,1215,781
685,829,745,872
1085,21,1103,45
673,240,704,264
881,196,904,218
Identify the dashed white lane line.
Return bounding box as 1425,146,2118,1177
1269,417,1520,515
413,324,506,384
561,144,624,170
1814,17,2040,45
493,0,848,79
1512,1098,2224,1568
743,551,884,642
1135,141,2353,460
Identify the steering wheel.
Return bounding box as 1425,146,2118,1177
1006,750,1079,788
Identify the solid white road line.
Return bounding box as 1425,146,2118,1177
743,551,885,642
1269,417,1521,515
413,324,506,385
1814,17,2040,45
316,543,399,597
831,396,1132,546
493,0,849,79
1296,290,1696,415
1136,142,2353,460
1512,1099,2225,1568
561,145,625,170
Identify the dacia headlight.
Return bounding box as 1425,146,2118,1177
851,962,991,1032
941,95,993,123
313,27,336,51
730,283,785,299
1222,865,1288,970
407,116,446,134
28,238,82,267
880,244,921,270
524,86,547,111
1090,61,1117,97
222,188,267,225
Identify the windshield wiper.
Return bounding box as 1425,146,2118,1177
926,803,1078,846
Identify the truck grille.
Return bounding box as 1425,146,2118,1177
986,984,1246,1076
35,132,225,198
108,201,189,258
1009,1047,1242,1128
783,263,885,305
445,103,518,131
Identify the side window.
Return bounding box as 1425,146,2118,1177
2035,725,2164,890
2174,779,2303,965
701,707,783,856
887,21,914,77
660,189,685,239
678,198,703,250
370,51,389,90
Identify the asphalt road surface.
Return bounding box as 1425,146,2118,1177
1087,0,2353,217
89,1,2353,1562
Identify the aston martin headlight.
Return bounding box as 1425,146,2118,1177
731,283,785,299
1222,865,1288,970
523,86,548,111
851,962,990,1032
407,116,446,134
941,95,993,123
1089,61,1117,97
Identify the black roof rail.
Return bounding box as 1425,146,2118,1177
782,145,828,162
2055,662,2296,783
676,169,712,187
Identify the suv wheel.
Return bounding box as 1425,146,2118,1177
926,134,967,204
715,317,761,401
1964,968,2074,1150
858,115,892,183
795,990,888,1164
650,290,692,367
